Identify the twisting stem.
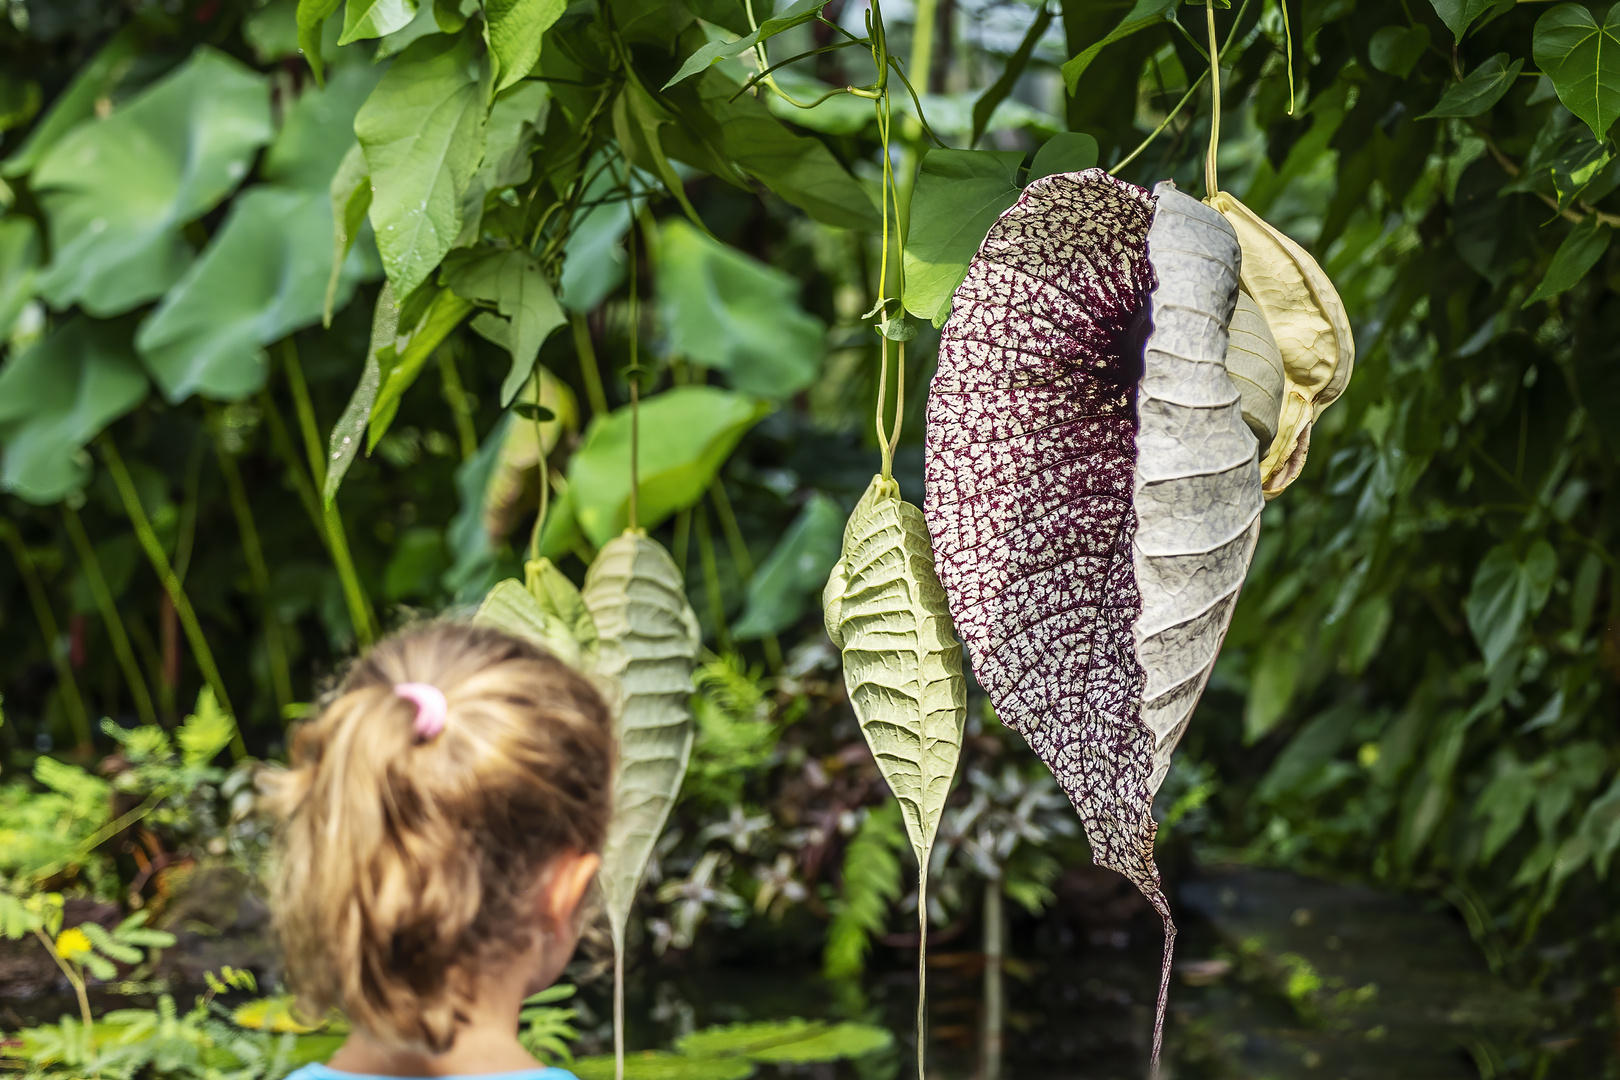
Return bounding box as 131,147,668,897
99,436,246,759
62,506,157,729
1205,2,1221,198
0,521,90,748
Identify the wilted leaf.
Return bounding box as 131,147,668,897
32,48,272,316
902,149,1022,325
734,492,845,640
925,173,1262,1066
584,532,701,953
135,187,356,403
1418,53,1523,119
824,474,966,870
356,31,489,298
0,318,148,504
566,387,772,547
658,220,824,400
1224,289,1285,447
1208,191,1355,497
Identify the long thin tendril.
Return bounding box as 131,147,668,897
1205,2,1222,198
1279,0,1295,114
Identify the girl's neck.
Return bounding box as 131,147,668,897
325,969,540,1077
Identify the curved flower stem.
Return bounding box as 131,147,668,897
62,505,157,729
1205,1,1221,198
0,520,90,749
1112,71,1208,175
1279,0,1295,114
100,435,246,759
627,205,641,533
33,928,92,1041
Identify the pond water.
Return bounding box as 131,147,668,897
0,864,1559,1078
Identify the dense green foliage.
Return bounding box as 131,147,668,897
0,0,1617,1073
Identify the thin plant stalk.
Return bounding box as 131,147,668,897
981,877,1004,1080
527,368,551,565
259,389,326,534
0,521,90,748
62,506,157,728
627,209,641,534
695,506,730,651
212,432,295,718
613,948,625,1080
916,870,929,1080
572,312,610,419
99,436,247,759
437,344,479,461
283,342,376,646
1206,2,1221,199
1279,0,1295,114
32,928,93,1040
708,481,784,671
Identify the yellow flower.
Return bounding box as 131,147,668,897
54,926,92,963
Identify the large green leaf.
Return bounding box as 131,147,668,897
1417,53,1524,119
443,248,566,405
901,149,1022,325
0,319,147,504
566,387,772,547
572,1053,753,1080
135,187,358,403
1465,540,1558,669
1534,3,1620,140
663,0,830,88
1028,132,1099,181
732,492,844,640
681,71,881,231
340,0,419,44
822,474,966,870
263,61,384,191
1060,0,1177,93
485,0,567,92
656,219,824,400
583,532,701,952
0,217,39,341
32,48,272,316
675,1019,893,1064
356,30,490,298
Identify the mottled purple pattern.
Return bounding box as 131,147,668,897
923,170,1161,892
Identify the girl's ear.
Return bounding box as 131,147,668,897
536,850,601,928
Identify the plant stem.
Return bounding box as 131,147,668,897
437,344,479,461
1279,0,1295,114
696,507,730,650
981,876,1004,1080
0,521,90,749
528,368,550,565
1112,71,1208,175
62,506,156,729
212,432,295,719
572,312,609,419
33,928,93,1043
1205,1,1221,198
613,943,626,1080
916,867,929,1080
100,436,246,760
259,390,326,536
283,343,377,646
708,481,783,670
627,212,641,533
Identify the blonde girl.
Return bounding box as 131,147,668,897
264,623,614,1079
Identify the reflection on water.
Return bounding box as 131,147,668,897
570,864,1539,1079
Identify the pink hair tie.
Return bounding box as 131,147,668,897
395,682,448,741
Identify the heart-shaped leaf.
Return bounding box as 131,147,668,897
1534,2,1620,140
902,149,1022,326
0,318,148,504
32,48,272,316
356,31,489,298
923,171,1263,1066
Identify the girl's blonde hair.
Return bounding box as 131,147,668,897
261,622,613,1054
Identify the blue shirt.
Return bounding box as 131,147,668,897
285,1067,577,1080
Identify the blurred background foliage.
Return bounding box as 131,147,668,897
0,0,1617,1075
